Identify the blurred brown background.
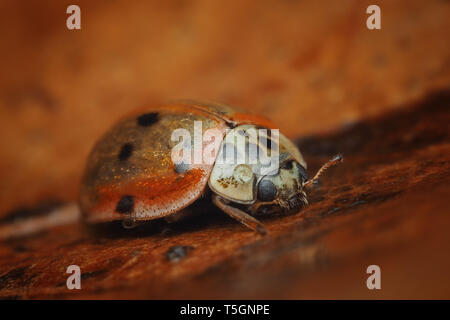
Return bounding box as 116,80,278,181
0,0,449,299
1,0,448,216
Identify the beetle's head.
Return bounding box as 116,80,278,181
251,153,344,216
208,124,342,216
250,158,309,215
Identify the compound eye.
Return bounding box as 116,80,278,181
257,178,277,202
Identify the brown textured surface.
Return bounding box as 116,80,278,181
1,90,449,299
0,0,449,299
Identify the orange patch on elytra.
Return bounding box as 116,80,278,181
93,168,206,215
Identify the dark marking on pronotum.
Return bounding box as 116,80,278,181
174,162,190,174
137,112,159,127
118,143,133,161
237,129,248,137
116,195,134,214
281,161,294,170
261,137,278,153
297,164,308,181
257,126,278,151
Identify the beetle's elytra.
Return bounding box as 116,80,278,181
79,101,342,235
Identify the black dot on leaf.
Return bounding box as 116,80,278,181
116,195,134,214
118,143,133,161
137,112,159,127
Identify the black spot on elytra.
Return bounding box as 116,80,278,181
116,195,134,214
118,143,133,161
137,112,159,127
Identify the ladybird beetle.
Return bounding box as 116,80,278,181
79,101,342,235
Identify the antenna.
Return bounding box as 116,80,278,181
303,154,343,188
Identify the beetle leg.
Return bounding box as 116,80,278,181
250,198,285,213
212,195,267,235
122,216,137,229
